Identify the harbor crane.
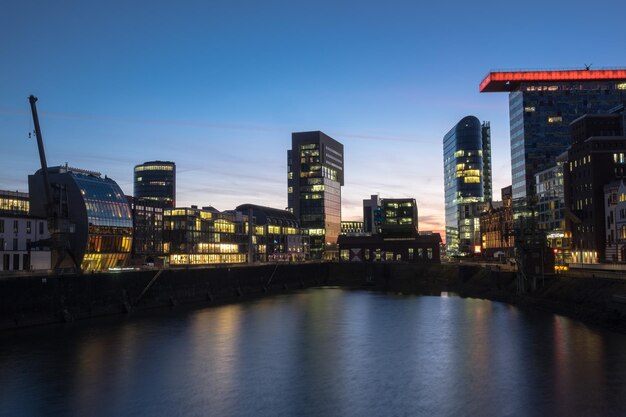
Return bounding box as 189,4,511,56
28,95,81,273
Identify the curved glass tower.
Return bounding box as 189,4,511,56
443,116,491,255
29,165,133,272
134,161,176,208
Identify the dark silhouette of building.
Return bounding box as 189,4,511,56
288,131,344,260
29,165,133,272
564,111,626,263
480,68,626,215
134,161,176,208
443,116,491,255
128,196,164,265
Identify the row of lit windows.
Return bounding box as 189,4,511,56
134,165,174,172
169,253,247,265
195,243,239,253
0,198,29,215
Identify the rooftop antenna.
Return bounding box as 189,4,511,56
584,63,592,70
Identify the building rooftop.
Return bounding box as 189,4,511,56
479,68,626,92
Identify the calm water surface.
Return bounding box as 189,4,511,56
2,289,626,417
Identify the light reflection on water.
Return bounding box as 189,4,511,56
1,289,626,417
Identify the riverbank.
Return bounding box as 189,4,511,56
2,262,626,333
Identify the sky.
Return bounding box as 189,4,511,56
1,0,625,233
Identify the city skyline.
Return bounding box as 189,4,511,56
2,0,625,233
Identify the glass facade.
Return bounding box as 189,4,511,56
288,132,344,259
508,81,626,213
72,173,133,271
134,161,176,208
28,166,133,272
164,207,251,265
443,116,491,255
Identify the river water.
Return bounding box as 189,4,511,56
2,288,626,417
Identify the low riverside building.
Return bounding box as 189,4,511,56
164,206,250,265
338,232,441,263
0,190,50,271
29,165,133,272
338,196,441,263
237,204,307,262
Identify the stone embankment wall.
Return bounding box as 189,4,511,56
2,263,626,332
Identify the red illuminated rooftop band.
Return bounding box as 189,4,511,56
479,69,626,92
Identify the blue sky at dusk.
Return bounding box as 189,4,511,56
1,0,624,231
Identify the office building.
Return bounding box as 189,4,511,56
379,198,418,234
236,204,306,262
443,116,492,255
288,131,344,260
29,165,133,272
480,68,626,214
164,206,249,265
134,161,176,208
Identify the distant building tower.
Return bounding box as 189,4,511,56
443,116,491,255
288,131,344,260
133,161,176,208
479,68,626,215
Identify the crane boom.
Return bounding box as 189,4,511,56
28,95,55,216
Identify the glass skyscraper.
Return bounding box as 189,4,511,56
288,131,344,260
480,69,626,214
443,116,492,255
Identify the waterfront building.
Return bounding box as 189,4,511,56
479,68,626,216
480,186,514,257
236,204,307,262
443,116,492,255
134,161,176,209
338,232,441,263
29,165,133,272
287,131,344,260
604,180,626,262
564,112,626,263
163,206,249,265
129,196,164,265
0,190,50,271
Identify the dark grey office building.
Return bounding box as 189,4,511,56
134,161,176,208
288,131,344,259
480,69,626,215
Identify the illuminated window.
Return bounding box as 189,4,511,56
617,83,626,90
548,116,562,123
524,106,535,112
